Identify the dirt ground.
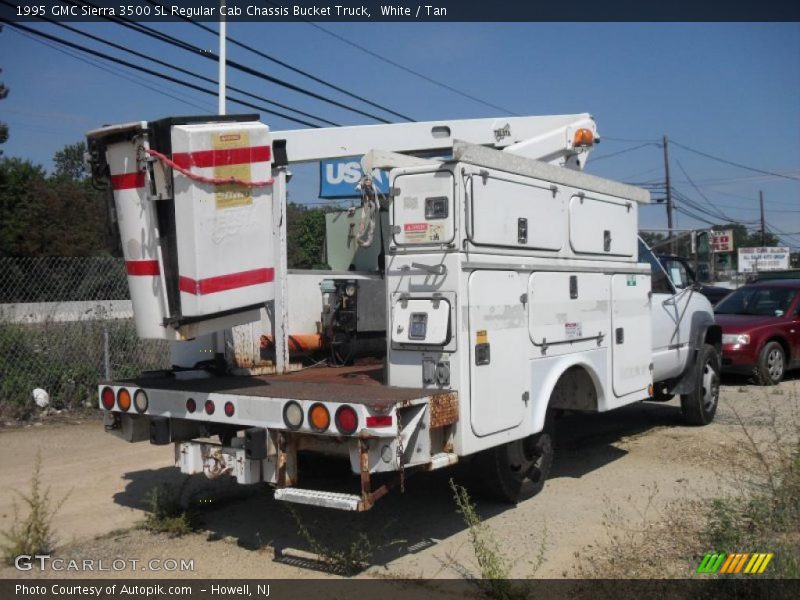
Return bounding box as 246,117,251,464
1,374,798,580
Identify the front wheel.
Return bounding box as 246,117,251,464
680,343,720,426
472,412,555,503
755,341,785,386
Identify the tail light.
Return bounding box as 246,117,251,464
204,400,215,415
133,390,148,413
283,401,303,430
224,401,235,417
309,403,330,432
101,387,115,410
186,398,196,413
117,388,131,412
366,415,393,428
335,405,358,435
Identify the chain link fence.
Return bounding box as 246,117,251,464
0,257,170,413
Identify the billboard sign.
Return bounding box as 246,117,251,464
738,247,791,273
711,229,734,253
319,158,390,199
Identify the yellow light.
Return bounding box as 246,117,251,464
117,388,131,412
309,403,330,432
573,128,594,147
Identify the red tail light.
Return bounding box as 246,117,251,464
366,415,393,428
101,387,115,410
224,401,235,417
335,405,358,435
204,400,215,415
186,398,196,413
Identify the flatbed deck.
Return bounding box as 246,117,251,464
118,364,434,409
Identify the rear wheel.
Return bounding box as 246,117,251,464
756,341,785,386
680,343,720,426
473,412,555,503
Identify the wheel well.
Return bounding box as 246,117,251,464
704,324,722,351
763,336,790,362
548,365,599,412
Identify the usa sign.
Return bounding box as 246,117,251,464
319,158,390,199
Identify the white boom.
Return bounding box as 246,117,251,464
273,113,598,168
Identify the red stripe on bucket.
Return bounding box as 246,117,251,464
111,172,145,190
171,146,271,169
125,260,160,276
179,267,274,296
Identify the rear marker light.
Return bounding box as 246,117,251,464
186,398,196,413
283,401,303,430
366,415,393,428
335,405,358,435
204,400,215,415
309,403,330,433
133,390,148,413
117,388,131,412
224,401,235,417
101,387,115,410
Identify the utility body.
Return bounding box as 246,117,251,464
87,113,720,510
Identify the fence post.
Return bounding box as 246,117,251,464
103,325,111,380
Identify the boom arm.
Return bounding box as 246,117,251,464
272,114,598,169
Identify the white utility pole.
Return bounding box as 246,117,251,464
218,2,226,115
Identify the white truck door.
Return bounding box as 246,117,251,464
639,240,687,380
611,273,653,397
468,270,528,437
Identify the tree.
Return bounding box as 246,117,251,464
0,68,8,155
53,142,88,181
286,203,329,269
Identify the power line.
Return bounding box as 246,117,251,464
1,20,322,128
671,139,800,182
1,3,339,127
11,27,213,113
601,136,661,144
590,142,659,162
674,159,733,222
144,0,414,123
278,6,519,116
69,0,395,124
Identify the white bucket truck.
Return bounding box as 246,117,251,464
86,114,720,510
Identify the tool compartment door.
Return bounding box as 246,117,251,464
468,270,527,437
611,274,652,397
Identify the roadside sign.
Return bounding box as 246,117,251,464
319,158,390,198
738,247,791,273
711,229,734,253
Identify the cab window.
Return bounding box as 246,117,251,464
638,239,674,294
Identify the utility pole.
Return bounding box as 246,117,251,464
662,135,675,254
218,1,226,115
759,190,765,246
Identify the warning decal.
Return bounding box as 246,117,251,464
213,131,252,209
565,322,583,340
403,222,444,243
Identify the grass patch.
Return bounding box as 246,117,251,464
140,478,196,537
1,451,69,563
286,504,372,576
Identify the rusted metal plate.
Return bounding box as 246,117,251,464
122,365,429,408
429,392,459,428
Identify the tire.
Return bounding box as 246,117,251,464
472,412,555,503
680,343,720,426
755,341,785,386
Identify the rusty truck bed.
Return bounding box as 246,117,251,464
119,364,434,409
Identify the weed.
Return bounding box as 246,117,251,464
1,451,69,563
447,480,547,599
286,504,372,575
141,478,196,537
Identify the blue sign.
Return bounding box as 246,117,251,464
319,158,390,199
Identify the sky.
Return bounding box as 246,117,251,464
1,21,799,248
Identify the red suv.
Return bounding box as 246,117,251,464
715,280,800,385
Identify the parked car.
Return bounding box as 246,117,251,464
658,255,732,305
715,280,800,385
